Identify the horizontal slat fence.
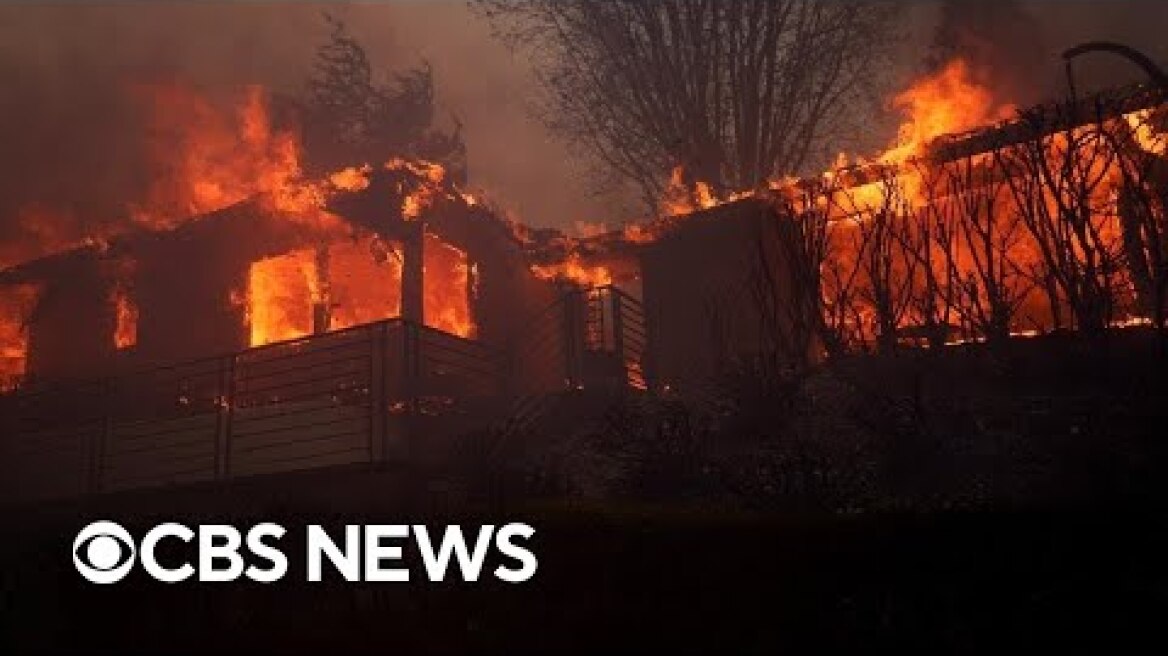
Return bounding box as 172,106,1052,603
0,319,504,500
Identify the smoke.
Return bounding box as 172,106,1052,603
0,1,612,270
0,3,327,267
925,0,1049,105
924,0,1168,106
0,0,1165,270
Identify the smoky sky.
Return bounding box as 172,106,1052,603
0,0,1165,262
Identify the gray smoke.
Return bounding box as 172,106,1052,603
0,0,1164,262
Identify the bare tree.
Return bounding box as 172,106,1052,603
815,177,871,354
475,0,900,212
941,152,1032,346
765,195,831,364
998,103,1126,337
829,172,918,353
891,161,960,349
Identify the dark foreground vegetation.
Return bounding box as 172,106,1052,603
3,331,1167,654
500,329,1168,514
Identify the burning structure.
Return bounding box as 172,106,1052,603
2,56,1167,501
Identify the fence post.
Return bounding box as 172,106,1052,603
215,355,236,480
92,381,112,494
369,322,388,464
563,288,582,389
610,288,626,387
402,320,420,461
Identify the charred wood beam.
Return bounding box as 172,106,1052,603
401,220,425,325
927,84,1168,164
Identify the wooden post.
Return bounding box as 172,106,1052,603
610,288,626,387
403,321,421,460
402,221,425,326
92,381,112,494
369,322,388,463
398,221,425,464
215,355,236,480
312,243,332,335
563,287,583,389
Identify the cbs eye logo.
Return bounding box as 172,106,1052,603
72,520,136,584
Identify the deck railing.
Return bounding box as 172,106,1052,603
0,319,503,499
582,286,650,390
0,286,649,501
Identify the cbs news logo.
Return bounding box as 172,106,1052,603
73,520,537,584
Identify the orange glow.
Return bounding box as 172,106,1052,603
1,204,104,272
661,165,723,216
0,283,41,391
1125,108,1167,156
329,165,372,192
243,232,475,345
328,236,404,332
246,248,319,346
130,83,311,230
531,253,613,288
645,62,1013,220
112,284,139,350
622,223,657,244
388,158,447,220
107,257,139,350
424,233,476,338
879,59,1015,166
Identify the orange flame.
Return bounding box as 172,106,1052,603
129,83,310,229
245,248,320,346
1126,108,1168,156
531,253,613,288
423,234,477,338
879,59,1015,166
0,283,41,390
112,283,139,350
661,165,720,216
388,158,447,220
242,231,476,346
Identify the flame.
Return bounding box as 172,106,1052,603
661,165,721,216
243,231,476,346
879,59,1015,165
1,204,103,272
622,223,657,244
1125,108,1168,156
388,158,447,220
531,253,613,287
0,283,41,390
245,248,319,346
112,283,138,350
824,59,1015,213
423,234,477,338
129,83,312,229
643,59,1015,219
104,256,140,350
1,84,352,276
328,236,404,332
329,165,372,192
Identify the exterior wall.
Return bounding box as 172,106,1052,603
24,251,115,383
641,199,799,395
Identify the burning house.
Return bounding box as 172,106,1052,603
3,54,1168,502
0,159,578,498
